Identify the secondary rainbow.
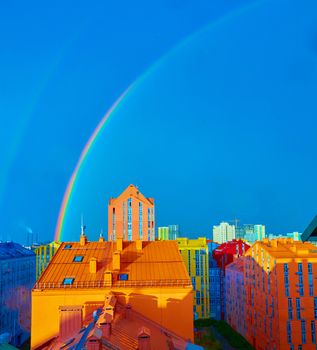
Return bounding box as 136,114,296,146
54,84,134,242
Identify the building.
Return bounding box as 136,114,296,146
31,232,193,349
34,291,201,350
212,239,250,320
33,241,61,279
177,237,209,319
108,185,155,241
207,241,221,320
236,238,317,350
239,224,266,244
158,227,169,240
158,225,180,240
212,222,235,244
0,242,36,347
225,258,247,336
268,232,301,241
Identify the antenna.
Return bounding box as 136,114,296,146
81,214,86,235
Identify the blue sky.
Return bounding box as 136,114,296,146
1,0,316,243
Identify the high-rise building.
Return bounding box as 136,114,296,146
177,237,210,319
226,238,317,350
0,242,36,347
168,224,179,240
239,224,266,244
158,225,179,240
108,184,155,241
31,233,193,349
212,222,235,244
158,227,169,240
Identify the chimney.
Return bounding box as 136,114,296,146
138,327,151,350
99,233,105,242
90,258,97,273
136,239,143,252
80,233,88,246
104,271,112,287
113,251,120,271
116,238,123,252
86,328,102,350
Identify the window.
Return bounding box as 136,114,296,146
296,298,301,320
287,321,292,343
196,291,201,305
314,298,317,319
73,256,83,262
288,298,293,320
64,244,72,249
284,264,290,296
118,274,128,281
311,321,316,344
301,320,306,344
62,278,74,285
298,263,303,272
139,202,143,239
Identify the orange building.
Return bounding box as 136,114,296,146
226,238,317,350
108,184,155,241
31,232,194,349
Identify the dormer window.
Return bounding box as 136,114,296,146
73,256,83,262
62,278,74,285
118,273,129,281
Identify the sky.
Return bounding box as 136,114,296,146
0,0,317,244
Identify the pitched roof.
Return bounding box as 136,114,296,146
0,242,35,261
35,240,191,289
109,184,154,206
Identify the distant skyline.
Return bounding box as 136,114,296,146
1,0,317,244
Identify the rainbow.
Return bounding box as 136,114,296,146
54,84,134,242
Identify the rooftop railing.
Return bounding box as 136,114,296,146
34,279,192,290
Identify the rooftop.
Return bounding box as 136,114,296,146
248,238,317,259
0,242,35,261
35,239,191,289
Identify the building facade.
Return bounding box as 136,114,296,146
213,239,250,320
226,238,317,350
158,225,179,240
177,237,210,319
207,241,221,320
225,258,247,336
212,222,235,244
108,184,155,241
0,242,36,347
33,241,61,280
31,234,193,349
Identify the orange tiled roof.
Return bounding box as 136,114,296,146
35,240,191,289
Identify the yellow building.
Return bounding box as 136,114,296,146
33,241,61,279
177,237,210,319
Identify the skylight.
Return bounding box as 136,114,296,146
64,244,72,249
62,278,74,285
73,256,83,262
118,273,129,281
